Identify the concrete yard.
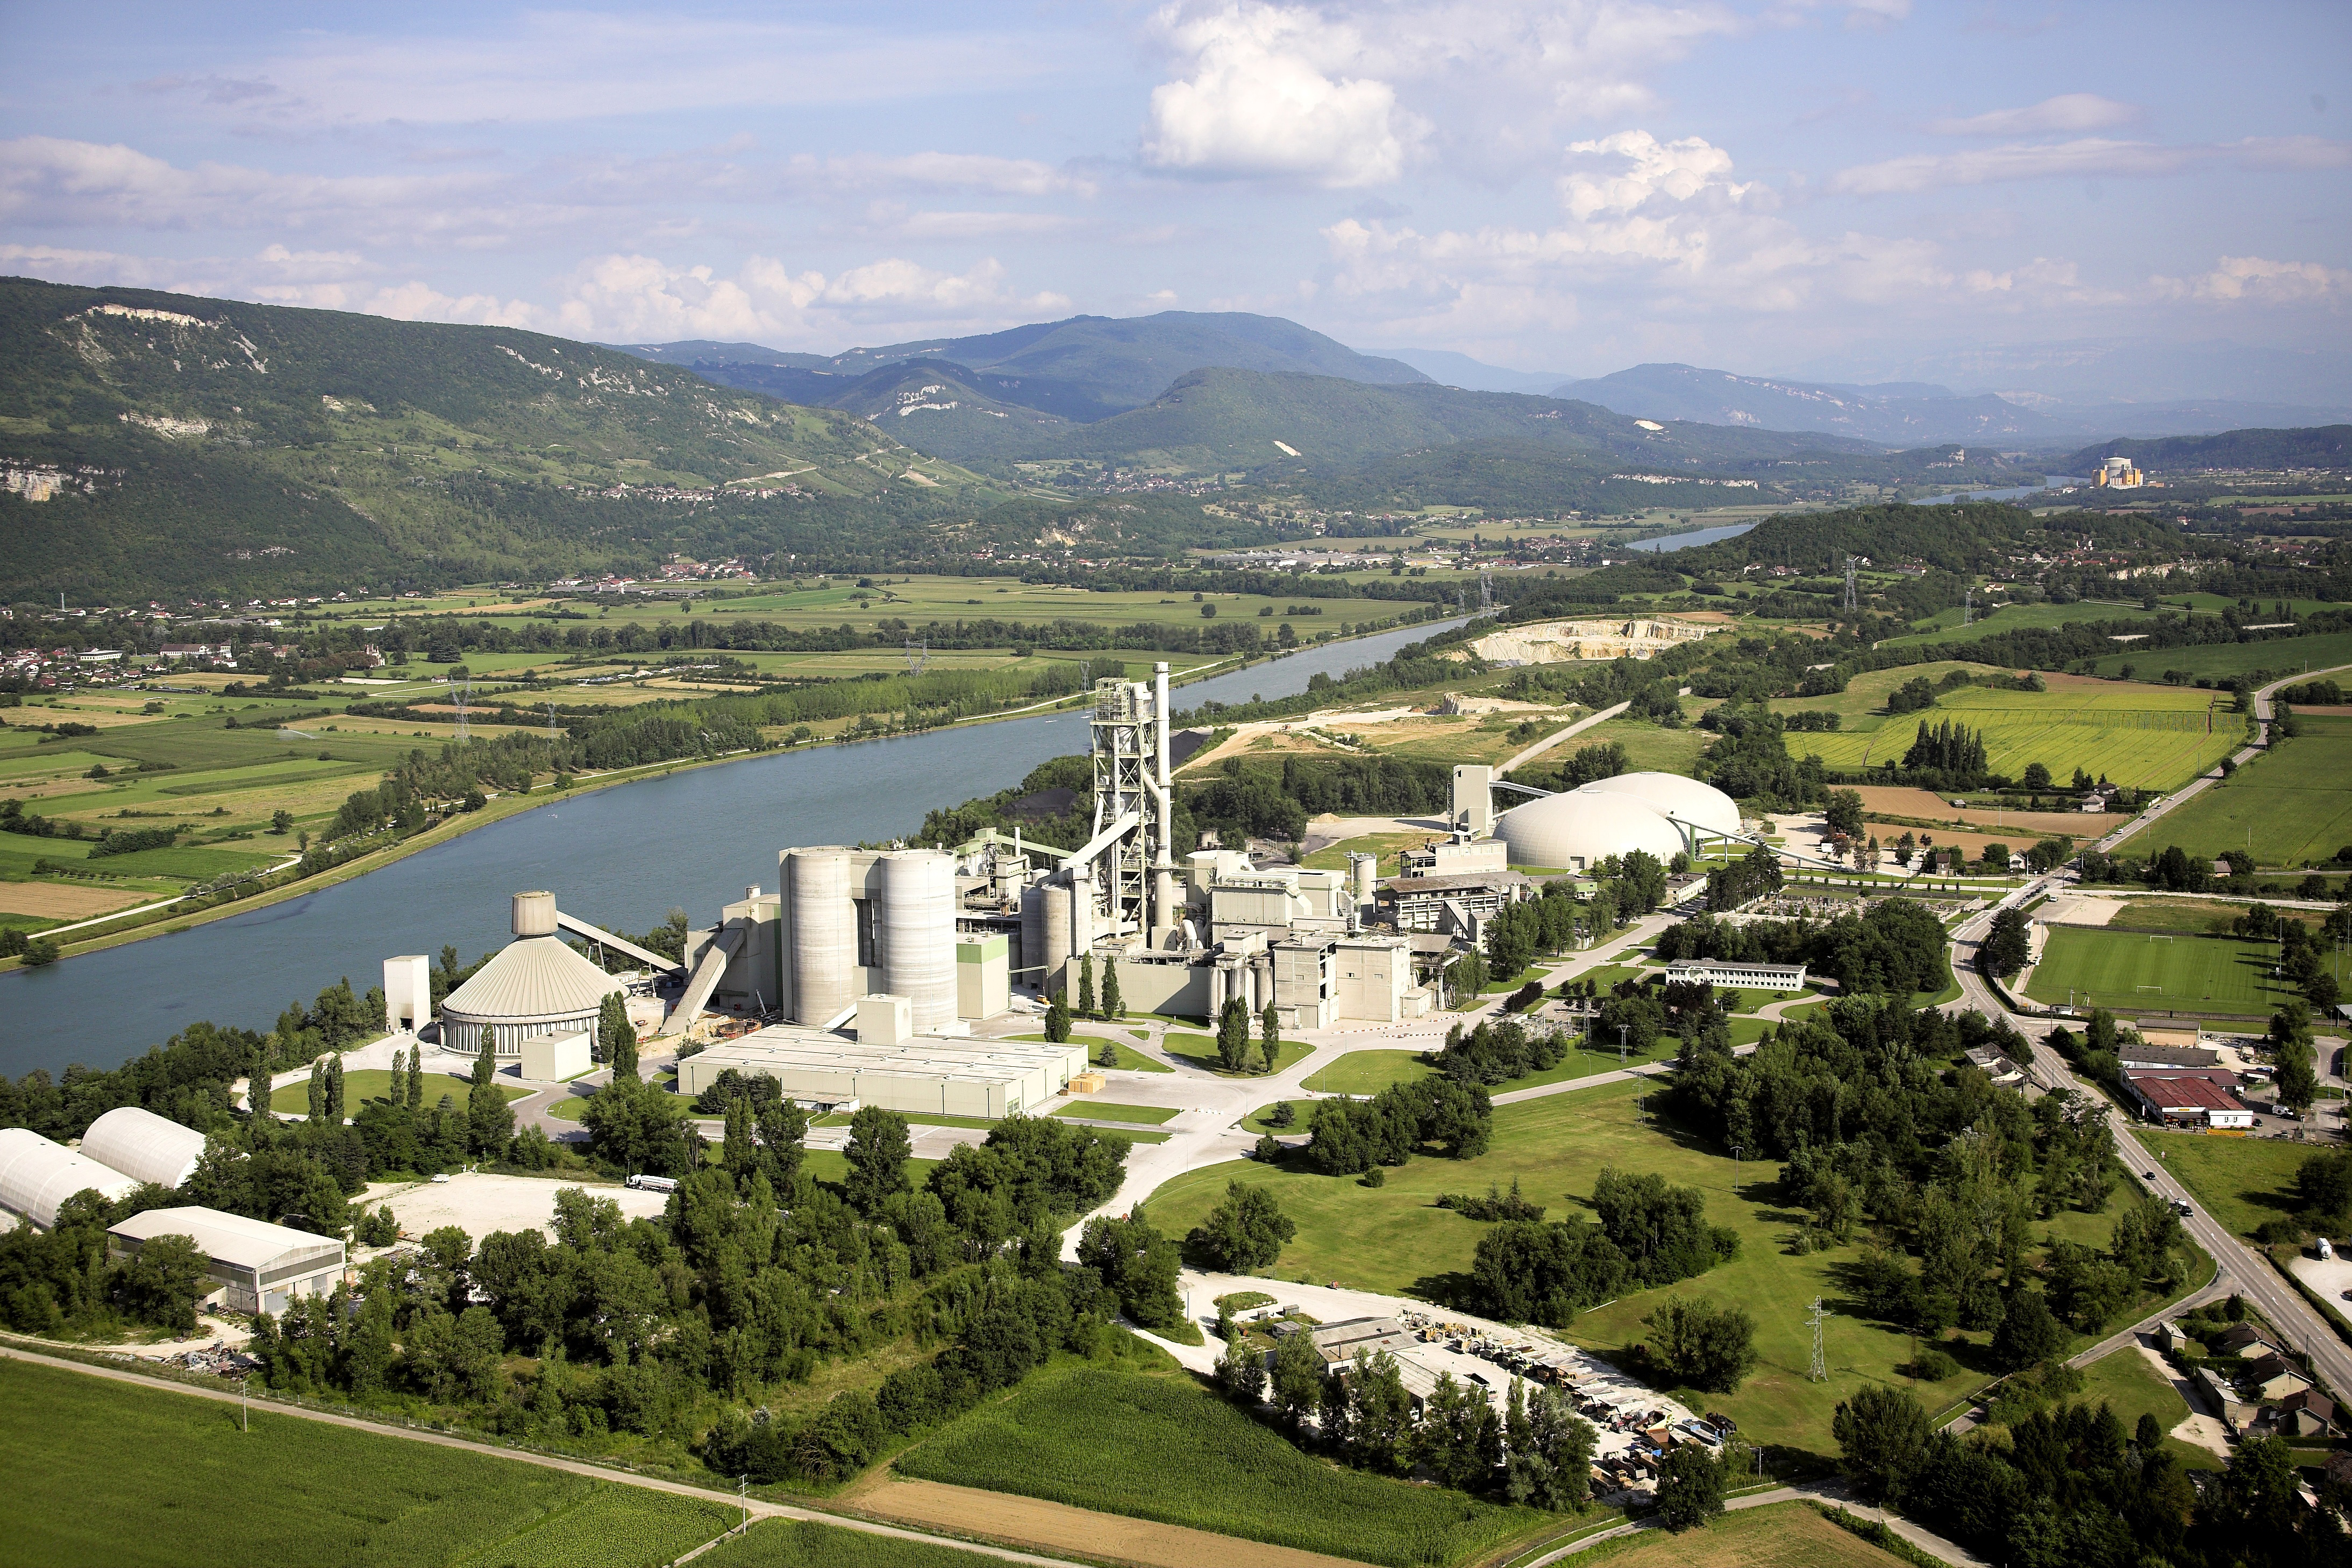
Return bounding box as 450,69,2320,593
363,1170,667,1241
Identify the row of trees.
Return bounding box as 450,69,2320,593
1650,899,1952,996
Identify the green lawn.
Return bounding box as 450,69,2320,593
893,1362,1552,1567
1584,1501,1906,1567
1004,1032,1174,1071
2023,926,2297,1013
1050,1100,1179,1125
2073,1346,2222,1473
1144,1080,2036,1453
696,1519,999,1568
1302,1050,1435,1095
1242,1100,1316,1134
543,1087,698,1122
1162,1032,1315,1075
2139,1129,2312,1243
0,1357,733,1568
2123,718,2352,867
271,1067,531,1115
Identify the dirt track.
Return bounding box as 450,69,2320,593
842,1474,1372,1568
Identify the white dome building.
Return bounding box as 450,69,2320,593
81,1106,209,1191
1577,772,1743,841
0,1127,138,1228
1498,788,1688,873
440,892,618,1059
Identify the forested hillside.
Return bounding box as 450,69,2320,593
2062,425,2352,473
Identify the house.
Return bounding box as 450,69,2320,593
158,642,231,661
2219,1323,2286,1357
2151,1320,2191,1353
1964,1045,2028,1087
2245,1352,2313,1403
1308,1317,1417,1364
2273,1388,2337,1438
1662,959,1810,993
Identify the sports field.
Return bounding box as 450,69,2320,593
2022,925,2296,1014
1794,679,2239,791
0,1357,734,1568
2120,717,2352,866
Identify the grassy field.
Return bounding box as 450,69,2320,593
1162,1033,1315,1076
1584,1502,1904,1567
893,1362,1551,1567
696,1519,999,1568
1050,1100,1179,1125
2073,1346,2222,1472
1144,1079,2031,1453
1794,679,2239,792
1302,1050,1436,1095
269,1067,533,1115
2022,926,2296,1014
0,1357,733,1568
2090,629,2352,683
1067,1034,1174,1073
2120,717,2352,867
1880,600,2170,649
2140,1129,2311,1242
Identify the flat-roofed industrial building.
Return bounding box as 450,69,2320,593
676,1027,1088,1119
107,1206,347,1316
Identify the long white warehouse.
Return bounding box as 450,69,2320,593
108,1206,346,1317
677,1027,1087,1120
80,1106,211,1191
0,1128,139,1228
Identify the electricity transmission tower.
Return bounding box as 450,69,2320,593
1962,588,1973,626
1807,1298,1828,1381
904,637,928,676
450,674,471,740
1478,570,1494,612
1841,557,1859,612
545,702,559,740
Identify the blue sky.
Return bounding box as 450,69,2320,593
2,1,2345,392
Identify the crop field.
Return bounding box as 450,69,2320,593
697,1518,1000,1568
2140,1129,2311,1243
2022,926,2296,1014
1143,1078,2169,1451
2119,718,2352,866
2089,629,2352,683
1879,600,2168,648
894,1362,1550,1567
0,1357,733,1568
1793,680,2239,791
1586,1502,1904,1567
1765,661,2001,725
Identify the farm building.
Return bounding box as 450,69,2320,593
0,1128,139,1228
676,1025,1088,1119
80,1106,210,1191
106,1206,346,1317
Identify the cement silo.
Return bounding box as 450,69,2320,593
879,850,956,1029
1020,884,1046,995
1041,880,1073,999
81,1106,209,1191
788,848,859,1027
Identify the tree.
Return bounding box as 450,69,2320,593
1824,789,1865,838
2272,1005,2319,1116
1990,1289,2065,1370
1642,1295,1757,1392
1187,1182,1296,1271
599,992,638,1079
1078,952,1097,1018
1980,907,2032,979
1214,1338,1267,1404
112,1231,209,1334
306,1059,325,1121
2021,762,2052,791
1653,1444,1726,1530
1269,1322,1324,1430
324,1054,346,1123
270,808,295,835
1258,1000,1281,1073
387,1047,408,1111
407,1050,425,1110
843,1107,913,1216
467,1045,514,1156
1095,1039,1120,1068
1833,1384,1933,1504
1101,961,1124,1020
1043,988,1072,1044
1077,1209,1184,1331
1217,996,1252,1073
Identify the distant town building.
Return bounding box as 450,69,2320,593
2093,456,2144,489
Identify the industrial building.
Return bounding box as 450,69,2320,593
80,1106,210,1190
1660,959,1810,993
676,1029,1087,1119
438,892,621,1059
106,1206,346,1316
0,1127,139,1228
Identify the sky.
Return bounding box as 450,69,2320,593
1,1,2347,395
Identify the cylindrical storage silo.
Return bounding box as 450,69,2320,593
1020,883,1046,995
1349,852,1377,903
788,848,858,1026
879,850,956,1030
1042,880,1073,1000
512,889,558,936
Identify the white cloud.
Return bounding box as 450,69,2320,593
2152,255,2349,305
1927,94,2141,136
1143,4,1424,187
547,253,1072,346
1561,130,1749,218
1833,134,2352,195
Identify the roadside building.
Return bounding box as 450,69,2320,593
2125,1072,2253,1129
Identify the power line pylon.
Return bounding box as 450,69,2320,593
1807,1297,1828,1381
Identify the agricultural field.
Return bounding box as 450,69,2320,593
697,1518,999,1568
2022,926,2298,1014
1585,1502,1906,1568
1792,677,2240,792
1878,600,2169,648
2089,628,2352,684
1145,1077,2182,1452
2119,717,2352,867
892,1362,1552,1567
1766,662,2002,726
0,1357,734,1568
2140,1130,2312,1243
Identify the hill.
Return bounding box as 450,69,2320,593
1551,362,2086,445
2060,425,2352,473
0,276,1003,598
615,311,1430,420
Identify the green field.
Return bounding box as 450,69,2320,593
2139,1129,2311,1243
1585,1501,1905,1567
893,1362,1550,1567
1143,1079,2015,1451
1050,1100,1179,1125
270,1066,532,1115
1880,600,2171,648
0,1357,733,1568
2120,718,2352,866
697,1518,999,1568
1050,1032,1174,1072
1301,1049,1435,1095
2073,1346,2221,1472
2090,629,2352,683
1161,1032,1315,1075
2022,926,2297,1014
1794,681,2239,792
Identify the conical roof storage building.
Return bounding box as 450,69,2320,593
440,892,618,1059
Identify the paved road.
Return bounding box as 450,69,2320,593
0,1344,1060,1566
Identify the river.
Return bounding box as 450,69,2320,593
0,620,1459,1078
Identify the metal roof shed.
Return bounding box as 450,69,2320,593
81,1106,210,1191
108,1206,346,1316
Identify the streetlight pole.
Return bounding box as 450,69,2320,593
239,1375,249,1434
1618,1024,1628,1068
1732,1145,1742,1196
